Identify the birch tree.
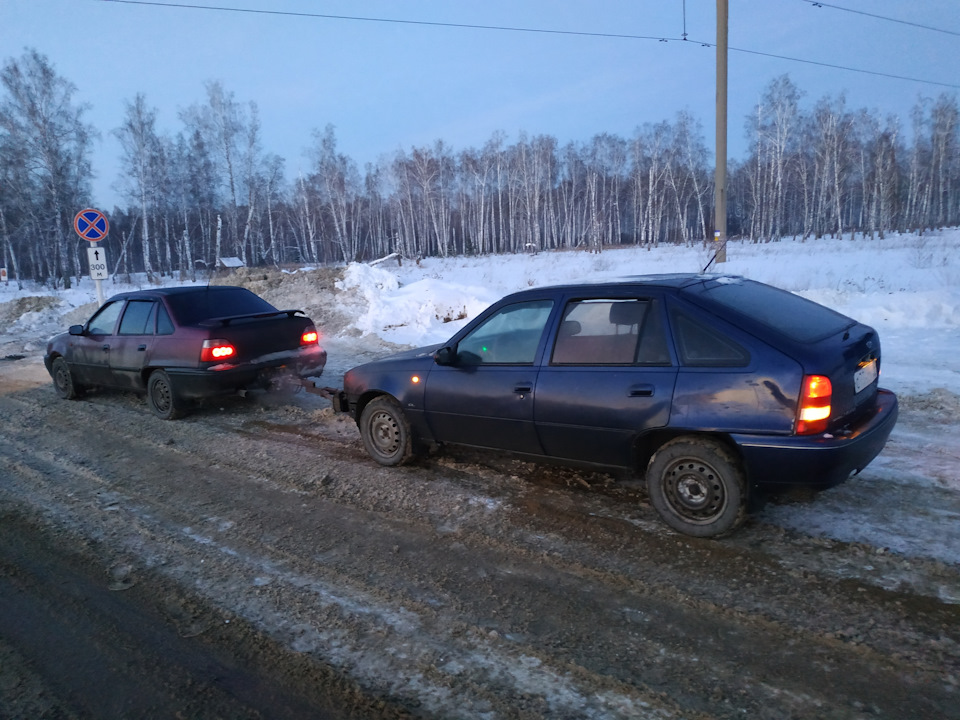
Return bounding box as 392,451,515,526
929,94,959,229
308,125,361,261
746,76,802,241
115,93,161,278
0,49,94,287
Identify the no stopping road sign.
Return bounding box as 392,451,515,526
74,208,109,242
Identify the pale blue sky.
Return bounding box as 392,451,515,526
3,0,959,208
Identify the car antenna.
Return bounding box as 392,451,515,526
701,249,719,274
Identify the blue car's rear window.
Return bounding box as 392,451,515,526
166,288,277,325
697,279,855,343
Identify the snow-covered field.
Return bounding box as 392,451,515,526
2,231,959,565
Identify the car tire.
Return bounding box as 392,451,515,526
646,436,747,538
51,356,83,400
147,370,187,420
359,396,414,466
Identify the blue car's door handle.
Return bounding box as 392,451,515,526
514,383,533,394
138,344,147,351
628,384,654,397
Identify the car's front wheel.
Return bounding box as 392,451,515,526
359,396,414,466
51,356,83,400
646,436,746,538
147,370,187,420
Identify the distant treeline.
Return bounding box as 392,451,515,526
1,49,958,288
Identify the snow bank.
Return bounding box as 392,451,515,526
337,262,497,345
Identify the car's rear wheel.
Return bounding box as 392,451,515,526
359,396,414,466
51,357,83,400
646,437,746,538
147,370,187,420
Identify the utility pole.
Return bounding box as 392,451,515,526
714,0,728,263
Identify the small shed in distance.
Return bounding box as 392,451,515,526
218,257,245,270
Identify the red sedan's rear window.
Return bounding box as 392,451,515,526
697,279,855,343
166,288,278,326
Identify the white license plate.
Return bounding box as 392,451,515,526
854,359,878,394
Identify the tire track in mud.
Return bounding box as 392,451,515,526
1,389,690,718
2,383,959,719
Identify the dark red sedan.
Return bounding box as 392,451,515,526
45,286,326,419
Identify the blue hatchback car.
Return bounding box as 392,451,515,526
340,274,898,537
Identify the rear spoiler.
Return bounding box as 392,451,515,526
200,309,306,327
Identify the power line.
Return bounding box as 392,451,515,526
800,0,960,38
94,0,670,42
689,37,960,90
94,0,960,90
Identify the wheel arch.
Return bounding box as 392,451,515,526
634,429,747,482
141,365,167,389
353,390,395,426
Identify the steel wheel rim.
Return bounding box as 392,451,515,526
369,410,400,456
54,362,70,394
152,379,172,413
660,456,727,524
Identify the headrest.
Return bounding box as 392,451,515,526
609,301,645,326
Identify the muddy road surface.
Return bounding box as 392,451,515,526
1,347,958,719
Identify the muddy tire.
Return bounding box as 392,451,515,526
646,436,747,538
147,370,187,420
359,396,414,467
51,356,83,400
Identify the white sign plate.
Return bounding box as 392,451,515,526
87,246,109,280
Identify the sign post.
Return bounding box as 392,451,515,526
74,208,110,306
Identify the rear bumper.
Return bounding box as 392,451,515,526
732,388,898,489
165,347,327,399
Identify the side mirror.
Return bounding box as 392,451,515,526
68,325,85,336
434,346,456,366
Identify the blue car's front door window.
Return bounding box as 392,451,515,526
456,300,553,365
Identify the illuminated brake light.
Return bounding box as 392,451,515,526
796,374,832,435
201,339,236,362
301,326,319,345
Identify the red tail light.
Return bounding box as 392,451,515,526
200,339,236,362
796,374,832,435
301,326,319,346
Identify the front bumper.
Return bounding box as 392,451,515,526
732,388,898,489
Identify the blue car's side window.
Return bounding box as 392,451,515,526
552,299,643,364
457,300,554,365
671,310,750,367
551,299,672,366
